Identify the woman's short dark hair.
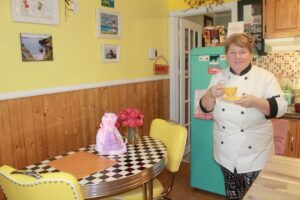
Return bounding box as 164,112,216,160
224,33,254,54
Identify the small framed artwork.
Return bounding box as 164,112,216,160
102,44,120,63
20,33,54,61
96,9,121,39
11,0,59,25
204,15,213,27
101,0,115,8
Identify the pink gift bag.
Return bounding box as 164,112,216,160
96,113,127,155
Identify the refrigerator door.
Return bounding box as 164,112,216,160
190,46,227,195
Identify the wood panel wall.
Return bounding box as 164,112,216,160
0,79,169,200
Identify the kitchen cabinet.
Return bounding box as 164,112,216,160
284,119,300,157
264,0,300,38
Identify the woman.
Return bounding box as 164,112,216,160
200,33,287,200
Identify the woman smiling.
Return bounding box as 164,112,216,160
200,33,288,200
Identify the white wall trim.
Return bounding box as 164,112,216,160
0,75,169,100
169,16,180,123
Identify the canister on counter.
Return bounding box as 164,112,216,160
294,89,300,103
283,90,293,105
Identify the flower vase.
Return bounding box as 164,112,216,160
127,127,139,145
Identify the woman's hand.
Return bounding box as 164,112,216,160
201,82,225,112
209,82,225,99
235,94,259,108
235,94,270,116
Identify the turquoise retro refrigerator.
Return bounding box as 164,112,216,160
190,46,228,195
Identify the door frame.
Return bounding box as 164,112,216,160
169,1,238,122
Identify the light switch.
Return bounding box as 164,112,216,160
148,48,157,60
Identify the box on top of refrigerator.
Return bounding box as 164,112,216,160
204,26,225,47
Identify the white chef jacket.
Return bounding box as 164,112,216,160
208,65,287,173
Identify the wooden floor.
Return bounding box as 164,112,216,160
157,162,225,200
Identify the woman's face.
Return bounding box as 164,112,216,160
226,44,252,74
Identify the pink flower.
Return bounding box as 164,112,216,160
121,121,128,127
129,111,138,119
118,112,128,120
116,108,144,128
115,121,121,128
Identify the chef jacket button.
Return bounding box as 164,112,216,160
228,76,231,79
221,141,224,144
244,77,248,80
241,111,244,115
240,129,244,132
222,108,225,112
248,146,252,149
222,126,226,129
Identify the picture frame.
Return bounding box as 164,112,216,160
238,0,265,55
102,44,120,63
202,15,214,47
101,0,115,8
11,0,59,25
20,33,54,62
204,15,213,27
96,9,121,39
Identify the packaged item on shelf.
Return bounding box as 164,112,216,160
204,26,225,47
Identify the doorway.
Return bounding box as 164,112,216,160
179,18,202,154
169,1,238,154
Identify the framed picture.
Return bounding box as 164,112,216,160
20,33,54,61
11,0,59,25
101,0,115,8
102,44,120,63
238,0,265,55
204,15,213,27
96,9,121,39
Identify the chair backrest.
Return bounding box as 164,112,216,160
0,165,84,200
150,118,187,173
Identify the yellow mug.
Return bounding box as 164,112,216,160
224,87,238,97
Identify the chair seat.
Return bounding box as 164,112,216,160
111,178,164,200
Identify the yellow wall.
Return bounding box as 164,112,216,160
168,0,236,11
0,0,168,92
168,0,188,11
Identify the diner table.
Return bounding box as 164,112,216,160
24,136,167,200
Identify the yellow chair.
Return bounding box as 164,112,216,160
0,165,84,200
111,118,187,200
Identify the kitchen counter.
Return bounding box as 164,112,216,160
283,106,300,119
243,155,300,200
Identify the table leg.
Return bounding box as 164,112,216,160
143,179,153,200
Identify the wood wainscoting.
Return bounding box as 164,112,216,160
0,79,169,200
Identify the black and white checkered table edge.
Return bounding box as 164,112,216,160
25,136,167,185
